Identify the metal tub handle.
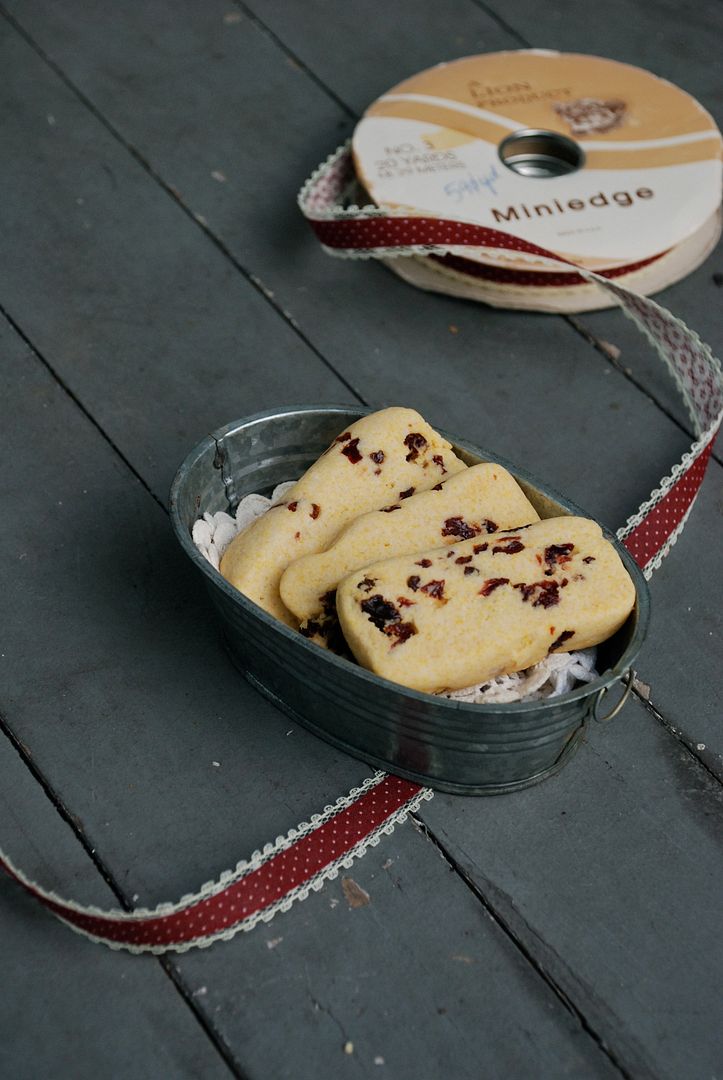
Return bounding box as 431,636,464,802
593,669,636,723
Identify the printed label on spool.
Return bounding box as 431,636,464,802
352,51,722,268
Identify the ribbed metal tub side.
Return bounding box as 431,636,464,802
170,406,650,795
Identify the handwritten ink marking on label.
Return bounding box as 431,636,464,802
443,165,500,203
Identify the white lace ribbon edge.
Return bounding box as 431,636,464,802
48,782,432,953
300,144,723,576
5,147,720,955
1,771,434,929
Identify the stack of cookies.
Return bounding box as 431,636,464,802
221,408,635,694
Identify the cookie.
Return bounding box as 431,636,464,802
219,408,466,625
336,516,635,692
280,462,539,626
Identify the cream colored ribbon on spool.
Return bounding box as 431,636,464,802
350,51,722,311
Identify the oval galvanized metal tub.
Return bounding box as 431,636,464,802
170,406,649,795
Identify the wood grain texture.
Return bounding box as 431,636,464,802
420,693,723,1080
0,19,358,504
174,823,619,1080
470,0,723,443
1,2,722,1077
0,736,233,1080
0,299,618,1079
0,319,369,902
2,0,721,751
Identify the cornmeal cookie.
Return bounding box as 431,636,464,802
280,462,539,627
220,408,466,625
336,516,635,692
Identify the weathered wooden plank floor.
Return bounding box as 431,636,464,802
1,2,721,1078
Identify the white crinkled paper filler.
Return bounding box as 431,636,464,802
193,487,598,703
441,648,598,704
191,482,295,570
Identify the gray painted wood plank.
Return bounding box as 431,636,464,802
472,0,723,440
252,0,723,445
242,0,515,116
0,317,369,902
0,6,721,1076
630,465,723,773
481,0,723,122
419,693,723,1080
570,267,723,445
175,822,620,1080
0,297,620,1077
0,18,358,506
2,0,722,756
0,736,232,1080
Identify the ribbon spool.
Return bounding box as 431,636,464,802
351,51,722,312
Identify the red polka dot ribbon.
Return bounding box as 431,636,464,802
429,250,666,289
2,145,720,955
0,774,430,953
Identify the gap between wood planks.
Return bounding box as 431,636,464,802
2,298,720,1078
1,3,720,776
5,0,716,467
0,5,368,414
0,7,720,1066
469,0,723,467
468,0,530,48
565,315,723,470
410,812,652,1080
0,292,636,1076
0,708,247,1080
0,677,634,1080
0,303,167,516
232,0,723,469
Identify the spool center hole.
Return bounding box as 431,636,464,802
498,129,585,178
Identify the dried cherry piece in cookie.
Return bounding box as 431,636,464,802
479,578,509,597
341,438,363,464
404,433,428,462
441,517,481,540
360,594,400,632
